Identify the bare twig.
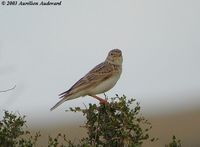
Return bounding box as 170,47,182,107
0,85,16,93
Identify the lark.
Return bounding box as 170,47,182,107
50,49,123,111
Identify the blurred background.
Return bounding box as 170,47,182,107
0,0,200,146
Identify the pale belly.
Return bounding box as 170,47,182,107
88,74,121,95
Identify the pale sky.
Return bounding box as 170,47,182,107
0,0,200,126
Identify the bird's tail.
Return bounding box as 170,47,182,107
50,98,66,111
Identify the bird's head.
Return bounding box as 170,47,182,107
106,49,123,65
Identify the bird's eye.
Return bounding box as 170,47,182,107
110,53,113,55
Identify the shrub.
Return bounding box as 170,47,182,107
165,136,182,147
0,95,183,147
0,111,40,147
69,95,155,146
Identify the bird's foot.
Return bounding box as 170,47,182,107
89,95,108,104
99,99,108,104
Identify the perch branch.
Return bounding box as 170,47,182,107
0,85,16,93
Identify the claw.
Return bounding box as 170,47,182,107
89,95,108,104
99,99,108,104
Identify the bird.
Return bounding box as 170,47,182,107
50,49,123,111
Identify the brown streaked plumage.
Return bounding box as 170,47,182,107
50,49,123,111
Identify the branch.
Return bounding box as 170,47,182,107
0,85,16,93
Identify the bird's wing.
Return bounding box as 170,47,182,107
59,62,114,98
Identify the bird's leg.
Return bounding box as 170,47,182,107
89,95,108,104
